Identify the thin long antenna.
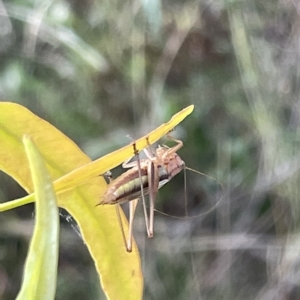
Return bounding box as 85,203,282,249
153,166,224,219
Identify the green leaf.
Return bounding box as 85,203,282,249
16,136,59,300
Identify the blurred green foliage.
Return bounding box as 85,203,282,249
1,0,300,299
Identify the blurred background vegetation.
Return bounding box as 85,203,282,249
1,0,300,299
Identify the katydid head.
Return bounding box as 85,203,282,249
155,145,185,180
166,152,185,179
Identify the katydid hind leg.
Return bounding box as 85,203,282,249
134,144,151,237
148,161,159,238
115,204,129,252
115,200,138,252
127,199,138,252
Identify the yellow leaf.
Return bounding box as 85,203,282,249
0,102,194,300
0,103,142,300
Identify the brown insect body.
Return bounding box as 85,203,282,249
99,145,185,206
100,161,149,205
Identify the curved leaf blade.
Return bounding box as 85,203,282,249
16,136,59,300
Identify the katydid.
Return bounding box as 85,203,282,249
97,136,184,252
